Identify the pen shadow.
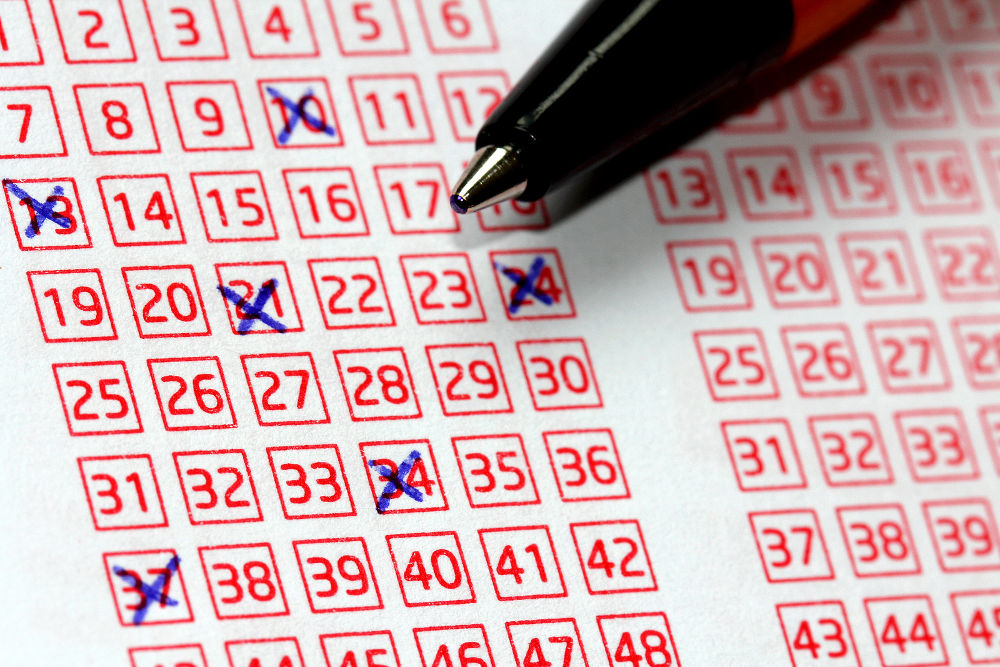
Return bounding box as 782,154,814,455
535,0,913,226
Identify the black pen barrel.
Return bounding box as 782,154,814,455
476,0,795,200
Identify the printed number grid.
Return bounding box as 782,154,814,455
0,0,997,666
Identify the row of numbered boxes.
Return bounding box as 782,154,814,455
104,522,656,622
81,432,630,528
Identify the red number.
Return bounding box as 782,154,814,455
776,602,859,666
894,408,979,482
570,520,657,593
241,352,329,426
727,147,812,219
386,532,474,606
952,315,1000,388
334,348,421,421
53,361,142,435
748,510,834,583
350,75,433,145
864,596,947,667
868,54,954,127
923,499,1000,572
866,319,951,392
27,269,115,342
78,455,167,530
425,343,511,415
480,526,566,600
693,329,778,400
173,450,261,524
721,419,806,491
413,626,494,667
142,0,227,60
283,167,369,237
121,265,210,338
781,324,865,397
506,619,588,667
808,413,893,487
147,357,235,431
667,239,751,312
839,231,923,305
167,81,251,150
438,70,507,140
951,590,1000,663
836,504,921,577
293,537,382,612
329,0,409,56
924,227,1000,300
753,236,838,308
104,549,192,626
792,58,871,130
198,543,288,619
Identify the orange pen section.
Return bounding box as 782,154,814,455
788,0,874,55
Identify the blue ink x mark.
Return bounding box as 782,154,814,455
265,86,336,144
217,279,287,334
368,449,423,514
112,554,180,626
493,256,553,314
4,181,69,239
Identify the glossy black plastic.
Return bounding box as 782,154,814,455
476,0,795,199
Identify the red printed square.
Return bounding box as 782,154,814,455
894,408,979,482
350,74,434,145
320,632,401,667
598,613,683,667
570,519,657,593
923,498,1000,572
104,549,191,626
543,429,630,501
283,167,369,237
812,143,897,218
479,526,566,600
896,140,981,214
374,163,457,233
241,352,329,426
121,265,211,338
923,227,1000,301
693,328,779,401
400,253,486,324
293,537,383,612
416,0,497,53
191,171,277,242
776,601,859,667
5,177,92,250
753,235,839,308
452,434,540,508
928,0,1000,42
361,440,447,514
53,361,142,435
950,589,1000,664
808,413,893,487
235,0,318,57
438,70,509,141
50,0,136,63
198,543,288,619
78,455,168,530
308,257,395,329
73,83,160,154
334,348,421,421
780,324,865,397
258,77,343,148
506,619,588,667
167,81,251,151
267,444,355,519
864,596,948,667
952,52,1000,125
726,147,812,220
414,626,496,667
0,1,42,65
215,262,303,334
748,509,834,583
868,54,954,128
721,418,806,492
98,174,185,246
27,269,116,342
173,449,262,525
0,86,67,157
866,319,951,393
143,0,227,60
385,532,475,606
836,504,921,577
425,343,512,416
225,638,304,667
327,0,409,56
792,58,871,131
838,231,924,305
666,239,752,312
491,248,575,320
517,338,602,410
476,198,551,231
147,356,236,430
952,315,1000,389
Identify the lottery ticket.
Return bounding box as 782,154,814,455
2,1,1000,665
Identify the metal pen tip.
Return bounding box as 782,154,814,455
449,144,529,214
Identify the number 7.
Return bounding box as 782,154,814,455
7,103,31,143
